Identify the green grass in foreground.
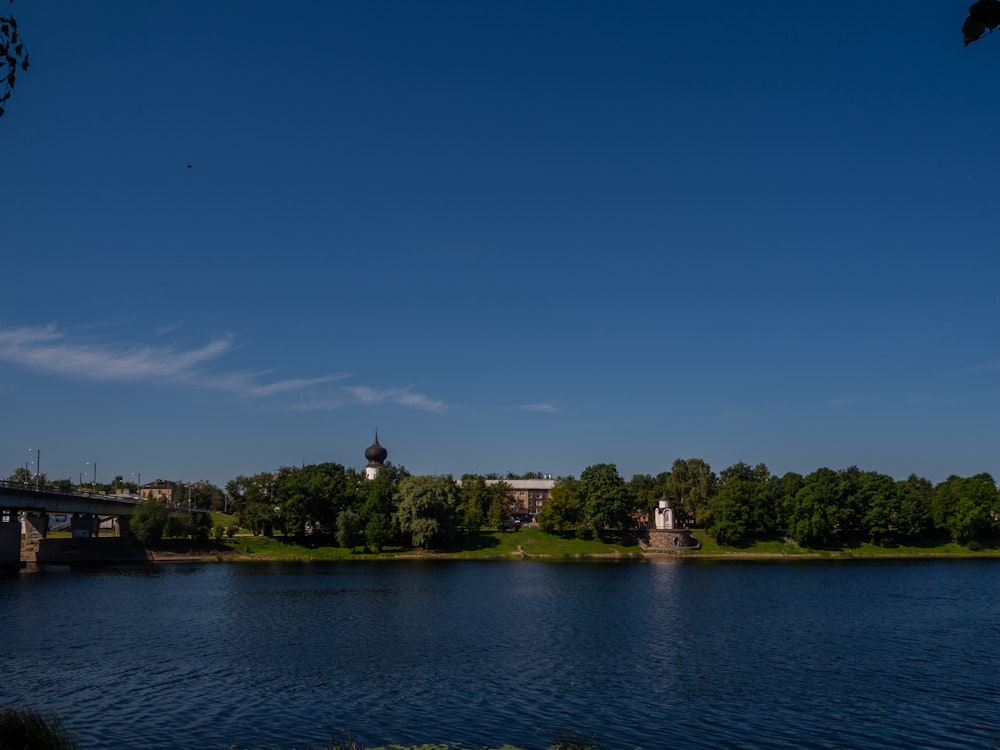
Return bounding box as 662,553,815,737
1,705,607,750
443,528,641,558
226,535,361,559
0,706,608,750
209,511,238,527
219,528,642,561
694,534,1000,557
0,706,77,750
151,525,999,560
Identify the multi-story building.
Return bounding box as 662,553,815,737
139,479,177,502
486,477,556,521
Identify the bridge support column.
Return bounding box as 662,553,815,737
0,509,23,568
23,512,48,540
70,514,100,539
116,515,131,538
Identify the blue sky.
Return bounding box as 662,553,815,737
2,1,998,488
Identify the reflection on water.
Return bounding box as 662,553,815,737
1,559,999,749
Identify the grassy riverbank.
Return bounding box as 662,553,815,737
149,527,644,561
693,534,1000,558
141,521,1000,562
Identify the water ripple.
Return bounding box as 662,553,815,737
2,560,1000,749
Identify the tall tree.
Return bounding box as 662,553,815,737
835,466,865,537
536,479,582,535
578,463,633,535
784,467,841,548
363,469,399,552
710,462,773,546
458,474,491,531
394,475,461,549
336,508,365,551
359,461,407,551
628,473,664,515
237,473,279,536
486,481,513,531
131,498,169,546
275,463,351,538
894,474,933,542
7,466,32,484
933,473,999,545
663,458,717,526
185,482,226,511
858,471,900,546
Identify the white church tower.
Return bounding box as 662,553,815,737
364,431,388,480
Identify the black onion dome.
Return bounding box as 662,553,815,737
365,433,388,466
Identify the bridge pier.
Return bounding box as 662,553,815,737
0,509,23,568
71,514,100,539
0,483,138,559
23,512,48,540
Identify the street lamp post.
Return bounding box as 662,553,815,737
28,449,40,488
132,472,141,499
86,461,97,493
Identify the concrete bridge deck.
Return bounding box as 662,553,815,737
0,481,143,568
0,480,142,513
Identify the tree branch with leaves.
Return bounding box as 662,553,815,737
0,2,29,117
963,0,1000,45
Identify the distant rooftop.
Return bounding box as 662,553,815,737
486,478,556,489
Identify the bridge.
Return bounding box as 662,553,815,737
0,481,142,567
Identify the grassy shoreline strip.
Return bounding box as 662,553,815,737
140,528,1000,563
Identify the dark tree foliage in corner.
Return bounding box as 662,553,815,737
0,1,30,117
963,0,1000,45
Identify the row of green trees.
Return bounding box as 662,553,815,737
9,458,1000,550
537,459,1000,549
222,458,1000,550
223,463,517,551
129,499,212,546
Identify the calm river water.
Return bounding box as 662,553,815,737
1,558,999,750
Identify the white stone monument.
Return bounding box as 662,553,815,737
654,496,674,530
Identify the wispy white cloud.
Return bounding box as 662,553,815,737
155,322,185,336
0,323,448,412
513,403,557,413
344,385,447,413
954,359,1000,375
0,323,338,400
289,399,344,412
0,323,232,383
223,373,350,398
0,323,62,346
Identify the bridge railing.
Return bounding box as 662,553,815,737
0,479,51,493
0,480,143,504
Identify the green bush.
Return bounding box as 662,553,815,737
0,706,77,750
130,499,168,546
